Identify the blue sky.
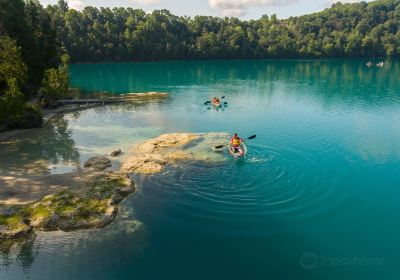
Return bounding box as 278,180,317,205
40,0,363,19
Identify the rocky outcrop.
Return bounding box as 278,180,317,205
84,156,112,170
0,132,228,240
121,133,229,174
0,172,134,239
110,149,122,157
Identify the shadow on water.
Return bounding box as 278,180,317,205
0,115,81,176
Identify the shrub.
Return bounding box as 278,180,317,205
7,103,43,129
40,54,70,108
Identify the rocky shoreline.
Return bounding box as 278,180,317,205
0,91,169,142
0,130,229,240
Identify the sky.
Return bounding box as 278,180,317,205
39,0,365,19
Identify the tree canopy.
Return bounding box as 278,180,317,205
45,0,400,62
0,0,67,127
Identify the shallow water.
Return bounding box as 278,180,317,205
1,60,400,279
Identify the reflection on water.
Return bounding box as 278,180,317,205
0,235,38,273
0,117,80,176
71,59,400,99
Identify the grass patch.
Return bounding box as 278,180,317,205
1,173,132,238
88,177,125,199
0,214,27,231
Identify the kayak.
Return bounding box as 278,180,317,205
228,143,247,159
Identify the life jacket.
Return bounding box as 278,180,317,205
231,137,241,147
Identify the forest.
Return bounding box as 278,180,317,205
47,0,400,62
1,0,400,128
0,0,68,128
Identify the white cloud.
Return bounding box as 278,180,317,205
68,0,85,11
209,0,298,17
134,0,161,5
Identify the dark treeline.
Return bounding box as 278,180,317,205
46,0,400,62
0,0,68,128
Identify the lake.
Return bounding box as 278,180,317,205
1,60,400,279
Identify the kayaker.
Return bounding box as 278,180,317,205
212,97,220,104
230,133,243,152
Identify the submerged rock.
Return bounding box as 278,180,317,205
110,149,122,157
84,156,112,170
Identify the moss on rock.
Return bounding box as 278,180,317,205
0,209,32,239
0,172,134,239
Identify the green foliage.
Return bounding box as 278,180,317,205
0,0,59,90
0,214,26,231
6,102,43,129
0,0,63,128
0,36,45,128
40,58,70,107
44,0,400,62
0,36,27,124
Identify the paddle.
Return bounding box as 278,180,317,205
204,96,225,105
213,134,256,150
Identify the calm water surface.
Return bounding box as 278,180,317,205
1,60,400,279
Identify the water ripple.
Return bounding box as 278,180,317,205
138,136,346,229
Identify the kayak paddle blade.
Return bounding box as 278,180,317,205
214,145,225,149
204,101,211,105
221,96,225,99
247,135,256,140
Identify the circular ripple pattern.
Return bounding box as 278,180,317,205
137,129,352,235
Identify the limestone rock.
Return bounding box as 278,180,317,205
84,156,111,170
120,133,228,174
0,172,135,239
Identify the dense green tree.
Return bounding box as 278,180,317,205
41,54,70,107
43,0,400,62
0,0,65,128
0,36,28,124
0,0,59,92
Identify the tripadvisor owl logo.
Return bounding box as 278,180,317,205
300,252,319,270
300,252,385,270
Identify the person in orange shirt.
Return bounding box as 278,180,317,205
230,133,243,153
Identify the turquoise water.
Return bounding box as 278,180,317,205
1,60,400,279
